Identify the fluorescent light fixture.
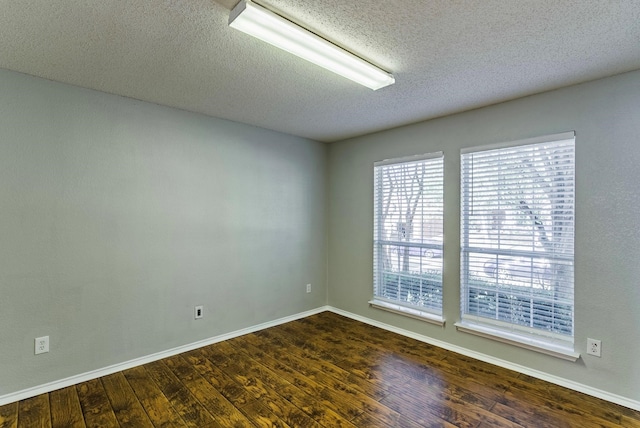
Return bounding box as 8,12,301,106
229,0,395,90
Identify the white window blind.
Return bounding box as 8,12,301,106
373,153,444,320
459,132,575,354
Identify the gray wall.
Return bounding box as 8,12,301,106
328,70,640,402
2,64,639,405
0,69,327,395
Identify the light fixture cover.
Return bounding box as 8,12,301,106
229,0,395,90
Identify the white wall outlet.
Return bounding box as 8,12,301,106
587,338,601,357
306,283,311,293
194,305,204,319
35,336,49,355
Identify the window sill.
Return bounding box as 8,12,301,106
368,300,445,327
454,321,580,361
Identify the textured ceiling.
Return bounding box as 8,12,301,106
0,0,639,142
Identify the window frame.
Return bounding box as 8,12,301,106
456,131,578,360
371,152,445,326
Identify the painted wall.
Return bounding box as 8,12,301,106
327,70,640,402
0,69,327,395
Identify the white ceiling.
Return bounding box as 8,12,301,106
1,0,639,142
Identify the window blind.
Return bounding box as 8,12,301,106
460,133,575,348
373,153,444,317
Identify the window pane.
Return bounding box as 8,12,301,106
461,135,575,342
374,153,444,315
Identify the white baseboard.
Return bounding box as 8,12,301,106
327,306,640,412
0,306,330,407
4,304,638,413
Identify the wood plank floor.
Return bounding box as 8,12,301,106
1,311,639,427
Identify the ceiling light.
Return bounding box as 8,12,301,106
229,0,395,90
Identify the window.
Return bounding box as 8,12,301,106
458,132,576,360
372,153,444,324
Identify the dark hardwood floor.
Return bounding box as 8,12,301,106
1,311,639,427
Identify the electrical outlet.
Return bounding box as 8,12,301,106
306,283,311,293
35,336,49,355
194,305,204,319
587,338,601,357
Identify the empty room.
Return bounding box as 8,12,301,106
1,0,639,427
